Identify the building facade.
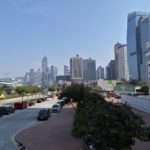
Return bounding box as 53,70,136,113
70,55,83,82
83,58,96,81
64,65,70,76
106,60,116,80
127,11,150,80
97,66,104,80
49,65,58,82
140,17,150,81
41,56,49,89
114,42,129,81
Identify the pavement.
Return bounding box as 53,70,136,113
16,105,83,150
132,108,150,150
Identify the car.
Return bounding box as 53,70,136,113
37,109,51,120
0,105,15,115
28,100,35,106
52,104,61,113
0,108,4,117
57,100,65,108
37,99,42,103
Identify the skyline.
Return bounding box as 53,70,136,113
1,0,150,77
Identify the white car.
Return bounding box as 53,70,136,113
52,104,61,113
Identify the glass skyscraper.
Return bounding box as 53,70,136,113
83,58,96,81
127,12,150,80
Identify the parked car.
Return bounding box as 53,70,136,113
0,108,4,117
0,105,15,115
52,104,61,113
28,100,35,106
37,109,51,120
57,100,65,108
37,99,42,103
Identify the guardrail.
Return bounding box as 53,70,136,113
121,94,150,114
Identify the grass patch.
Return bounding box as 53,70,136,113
108,80,112,84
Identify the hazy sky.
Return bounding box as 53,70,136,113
0,0,150,77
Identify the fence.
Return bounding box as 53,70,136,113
121,94,150,114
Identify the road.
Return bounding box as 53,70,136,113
0,99,58,150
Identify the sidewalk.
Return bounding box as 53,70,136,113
16,106,83,150
132,108,150,150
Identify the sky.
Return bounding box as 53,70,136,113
0,0,150,77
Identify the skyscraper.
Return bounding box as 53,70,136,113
70,55,83,82
29,68,35,85
114,42,129,81
83,58,96,81
106,60,116,80
97,66,104,80
49,65,58,82
64,65,70,76
41,56,48,89
140,17,150,80
127,11,150,80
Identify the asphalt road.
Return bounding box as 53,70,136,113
0,99,58,150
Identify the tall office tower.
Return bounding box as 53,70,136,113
64,65,70,76
29,68,35,85
140,17,150,80
41,56,48,89
127,11,150,80
24,72,30,82
106,60,116,80
114,42,129,81
83,58,96,81
97,66,104,80
146,42,150,93
34,69,42,86
49,65,58,82
70,55,83,82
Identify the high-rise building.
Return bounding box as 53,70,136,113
140,17,150,80
114,42,129,81
106,60,116,80
49,65,58,82
97,66,104,80
83,58,96,81
34,69,42,86
70,55,83,82
64,65,70,76
41,56,49,89
24,72,30,82
127,11,150,80
29,68,35,85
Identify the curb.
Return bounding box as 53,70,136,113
11,129,27,150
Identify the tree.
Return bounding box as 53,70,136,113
137,80,149,95
59,84,150,150
88,103,150,150
15,86,26,102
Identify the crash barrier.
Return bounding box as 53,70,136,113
121,94,150,114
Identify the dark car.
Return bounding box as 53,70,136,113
57,100,65,108
37,99,42,103
28,100,35,106
0,105,15,115
0,108,4,117
37,109,51,120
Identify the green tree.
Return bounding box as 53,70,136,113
15,86,26,101
59,84,150,150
